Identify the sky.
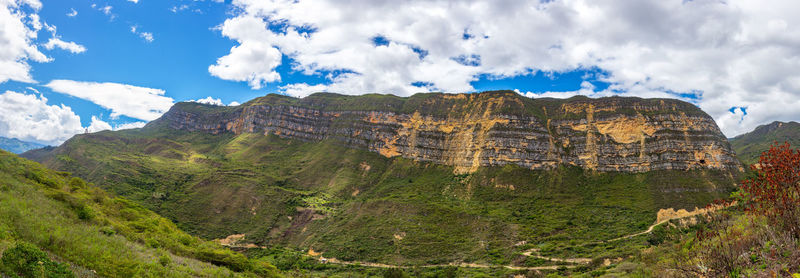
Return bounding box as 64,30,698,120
1,0,800,145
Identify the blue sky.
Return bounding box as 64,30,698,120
0,0,607,132
1,0,799,144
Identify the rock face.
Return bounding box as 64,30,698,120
154,91,742,173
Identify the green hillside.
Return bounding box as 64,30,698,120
730,121,800,165
23,124,740,268
0,150,280,277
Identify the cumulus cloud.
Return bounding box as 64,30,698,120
114,121,146,130
0,0,49,83
86,117,147,132
191,96,239,106
87,116,112,132
45,80,174,121
0,90,83,145
66,8,77,17
213,0,800,136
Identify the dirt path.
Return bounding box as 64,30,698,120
308,204,732,270
317,257,576,270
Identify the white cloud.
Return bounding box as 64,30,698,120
92,4,114,20
87,116,112,132
130,25,154,42
139,32,153,42
0,90,149,145
40,22,86,54
44,80,174,121
66,8,77,17
43,38,86,53
0,0,49,83
193,96,224,106
214,0,800,137
208,40,282,89
127,0,139,3
0,90,83,145
191,96,239,106
170,4,189,13
114,121,146,130
85,117,146,132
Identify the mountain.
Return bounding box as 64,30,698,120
0,150,280,277
23,91,742,268
0,136,45,154
730,121,800,165
157,91,741,172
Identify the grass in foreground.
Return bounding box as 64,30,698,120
0,150,280,277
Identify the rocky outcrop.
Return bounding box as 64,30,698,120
153,91,742,173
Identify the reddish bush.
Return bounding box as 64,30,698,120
740,142,800,237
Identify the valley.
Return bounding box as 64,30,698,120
17,91,745,276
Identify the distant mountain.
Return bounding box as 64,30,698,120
0,136,45,154
730,121,800,165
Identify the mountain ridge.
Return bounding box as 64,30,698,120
21,91,743,267
730,120,800,165
151,91,742,173
0,136,45,154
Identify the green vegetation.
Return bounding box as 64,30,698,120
1,242,73,278
24,125,738,268
730,121,800,165
0,150,280,277
219,90,711,120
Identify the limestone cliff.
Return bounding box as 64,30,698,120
152,91,742,173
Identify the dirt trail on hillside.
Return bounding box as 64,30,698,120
316,257,576,271
604,202,732,243
255,203,733,270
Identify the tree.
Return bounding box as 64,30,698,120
740,142,800,237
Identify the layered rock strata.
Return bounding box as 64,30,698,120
155,91,742,173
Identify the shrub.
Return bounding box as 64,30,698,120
67,178,85,191
0,242,74,278
741,142,800,237
158,253,171,267
383,268,409,278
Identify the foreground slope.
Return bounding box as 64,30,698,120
730,121,800,165
24,91,742,266
0,150,279,277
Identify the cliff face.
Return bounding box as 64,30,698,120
156,91,742,173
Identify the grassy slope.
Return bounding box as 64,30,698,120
0,150,280,277
730,121,800,165
24,125,739,266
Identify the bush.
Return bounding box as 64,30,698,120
741,142,800,236
158,253,171,267
67,178,85,191
383,268,409,278
0,242,74,278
